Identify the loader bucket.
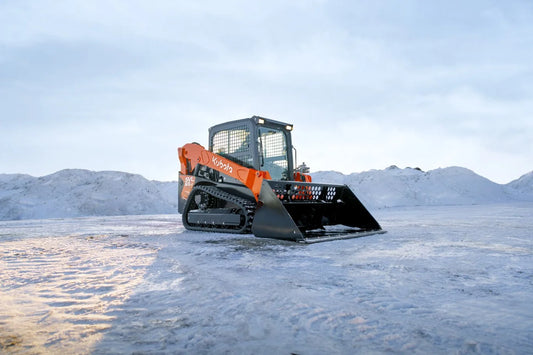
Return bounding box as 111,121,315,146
252,180,385,243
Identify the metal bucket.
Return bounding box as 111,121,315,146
252,181,385,243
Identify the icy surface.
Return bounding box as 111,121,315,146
1,204,532,354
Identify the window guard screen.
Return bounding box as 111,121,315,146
211,126,253,168
259,127,288,180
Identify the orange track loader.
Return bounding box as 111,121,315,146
178,116,384,243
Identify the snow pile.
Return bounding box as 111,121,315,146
0,169,179,220
312,166,533,208
1,167,532,221
505,171,533,200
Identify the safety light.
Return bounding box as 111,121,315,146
257,118,265,124
285,125,293,131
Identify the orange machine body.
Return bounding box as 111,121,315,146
179,142,312,202
178,143,272,201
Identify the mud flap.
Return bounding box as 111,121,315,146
252,180,385,243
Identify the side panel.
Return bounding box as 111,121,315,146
252,181,305,242
178,173,195,214
178,143,271,201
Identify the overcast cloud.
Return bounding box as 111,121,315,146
1,0,532,183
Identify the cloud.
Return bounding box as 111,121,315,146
0,0,532,183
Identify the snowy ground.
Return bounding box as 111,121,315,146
1,203,532,354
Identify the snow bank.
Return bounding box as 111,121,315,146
1,167,532,221
505,171,533,200
312,166,533,208
0,169,179,220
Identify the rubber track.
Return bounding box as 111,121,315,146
183,185,256,234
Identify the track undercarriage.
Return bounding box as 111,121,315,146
182,185,256,234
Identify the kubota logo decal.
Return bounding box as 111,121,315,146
212,156,233,173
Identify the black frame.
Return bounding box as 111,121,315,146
208,116,295,180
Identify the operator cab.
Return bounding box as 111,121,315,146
209,116,294,180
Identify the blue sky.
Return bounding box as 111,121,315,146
1,0,532,183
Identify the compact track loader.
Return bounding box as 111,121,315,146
178,116,384,243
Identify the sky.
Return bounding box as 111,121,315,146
1,0,532,184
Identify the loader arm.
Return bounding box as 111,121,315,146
178,143,271,201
